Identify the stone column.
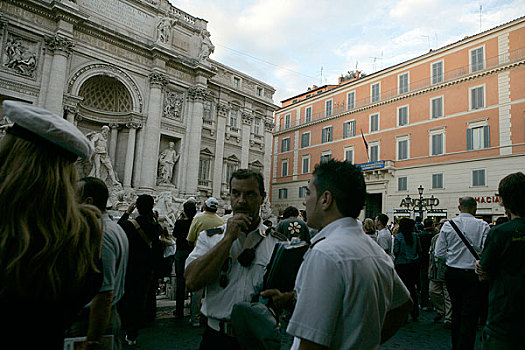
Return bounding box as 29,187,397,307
139,72,168,190
124,122,140,187
109,123,120,162
241,111,252,168
264,120,275,197
44,35,74,116
213,102,229,198
183,86,208,194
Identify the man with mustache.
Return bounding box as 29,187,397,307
185,169,286,349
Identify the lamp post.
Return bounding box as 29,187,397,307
401,185,439,219
417,185,424,220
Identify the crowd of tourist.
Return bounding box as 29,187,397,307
0,102,523,350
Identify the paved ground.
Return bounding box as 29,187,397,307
127,297,483,349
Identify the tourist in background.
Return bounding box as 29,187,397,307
376,213,393,259
363,218,378,240
0,101,103,349
417,218,437,310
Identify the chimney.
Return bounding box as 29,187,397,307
312,85,318,90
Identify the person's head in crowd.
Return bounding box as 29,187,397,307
204,197,219,213
436,218,447,233
263,219,273,228
458,196,477,215
282,206,299,220
375,213,389,229
423,218,435,230
300,210,307,222
495,216,509,226
305,160,365,230
136,194,154,216
399,218,416,245
363,218,376,236
183,200,197,220
0,101,101,299
497,172,525,219
77,177,109,213
229,169,266,225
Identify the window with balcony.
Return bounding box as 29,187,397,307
370,113,379,132
470,86,485,110
432,173,444,189
281,138,290,152
369,143,379,162
431,96,443,118
472,169,486,187
347,91,355,110
343,120,356,138
284,113,291,129
371,83,380,102
305,106,312,123
398,73,409,94
432,61,443,84
471,46,485,72
398,177,408,191
198,158,210,182
321,126,333,143
253,118,261,134
398,106,408,126
300,132,310,148
325,99,333,117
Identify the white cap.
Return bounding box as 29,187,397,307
2,101,93,160
205,197,219,210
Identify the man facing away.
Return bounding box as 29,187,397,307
286,160,412,349
376,213,393,258
184,169,286,349
73,177,129,350
417,218,437,310
435,197,490,350
476,172,525,349
185,196,225,327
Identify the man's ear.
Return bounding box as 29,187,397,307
320,190,334,210
85,197,94,205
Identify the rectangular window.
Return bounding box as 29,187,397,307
398,106,408,126
431,133,444,155
347,91,355,110
397,139,408,160
198,158,210,181
343,120,356,138
281,160,288,177
370,144,379,162
471,86,484,110
432,61,444,84
320,153,332,163
472,169,486,187
398,177,407,191
471,47,484,72
300,132,310,148
344,149,354,163
299,186,308,198
234,77,241,88
278,188,288,199
432,173,444,189
431,97,443,118
321,126,333,143
253,118,260,134
371,83,380,102
467,125,490,150
230,109,238,128
398,73,409,94
305,107,312,123
284,114,291,128
203,100,212,120
302,157,310,174
281,138,290,152
257,86,263,96
370,113,379,132
325,100,333,117
226,163,238,184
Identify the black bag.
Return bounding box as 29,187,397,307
263,240,309,292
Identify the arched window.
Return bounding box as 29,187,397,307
79,75,132,112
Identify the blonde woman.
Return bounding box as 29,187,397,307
0,102,103,349
363,218,377,240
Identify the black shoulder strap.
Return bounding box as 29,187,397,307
448,220,480,260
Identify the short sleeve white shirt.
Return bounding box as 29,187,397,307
287,217,410,350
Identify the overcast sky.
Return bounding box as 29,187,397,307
171,0,525,105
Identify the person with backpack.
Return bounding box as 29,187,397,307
117,195,162,346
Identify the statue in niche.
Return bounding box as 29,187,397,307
4,36,37,76
157,141,179,185
198,29,215,61
156,17,175,44
85,126,120,186
154,191,178,228
164,91,183,119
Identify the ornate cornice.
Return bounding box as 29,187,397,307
126,122,142,129
149,71,169,87
45,34,74,55
187,86,209,101
264,120,275,132
241,111,253,125
217,102,230,117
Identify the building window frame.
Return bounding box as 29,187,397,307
467,119,490,150
344,146,354,163
347,91,355,110
369,113,380,133
230,108,239,128
305,106,312,123
371,82,381,103
281,159,289,177
397,105,409,126
430,95,444,119
431,60,444,85
278,188,288,199
396,134,410,161
281,137,291,152
369,141,380,162
432,173,444,189
343,120,356,139
325,99,333,117
398,176,408,191
256,86,263,96
470,45,485,73
469,84,485,110
320,151,332,164
299,186,308,198
321,125,333,143
233,76,241,89
429,127,446,156
398,72,409,94
284,113,291,129
300,132,310,148
301,155,310,174
472,168,486,187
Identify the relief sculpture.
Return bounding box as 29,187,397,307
4,36,37,77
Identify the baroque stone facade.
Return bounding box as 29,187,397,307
0,0,277,213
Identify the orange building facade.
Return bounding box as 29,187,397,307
270,17,525,222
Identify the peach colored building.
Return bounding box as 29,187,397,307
271,17,525,223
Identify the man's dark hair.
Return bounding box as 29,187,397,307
78,176,108,212
415,216,422,223
312,159,366,218
229,169,265,195
377,213,389,226
183,201,197,219
263,219,273,227
282,206,299,219
498,172,525,217
424,218,434,228
300,210,307,222
495,216,509,226
136,194,154,215
459,197,477,212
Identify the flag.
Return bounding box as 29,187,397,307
361,129,369,157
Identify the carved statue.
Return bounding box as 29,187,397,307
198,29,215,61
164,91,184,119
85,126,120,186
4,37,37,76
154,191,178,228
157,17,175,44
157,141,179,185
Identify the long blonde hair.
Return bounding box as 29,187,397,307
0,134,102,299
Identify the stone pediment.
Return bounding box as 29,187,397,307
249,160,263,168
224,154,240,163
200,148,214,156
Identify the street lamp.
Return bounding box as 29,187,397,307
417,185,424,219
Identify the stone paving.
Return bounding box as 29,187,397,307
128,297,483,349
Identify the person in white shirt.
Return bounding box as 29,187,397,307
435,197,489,350
283,160,412,349
376,213,393,259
